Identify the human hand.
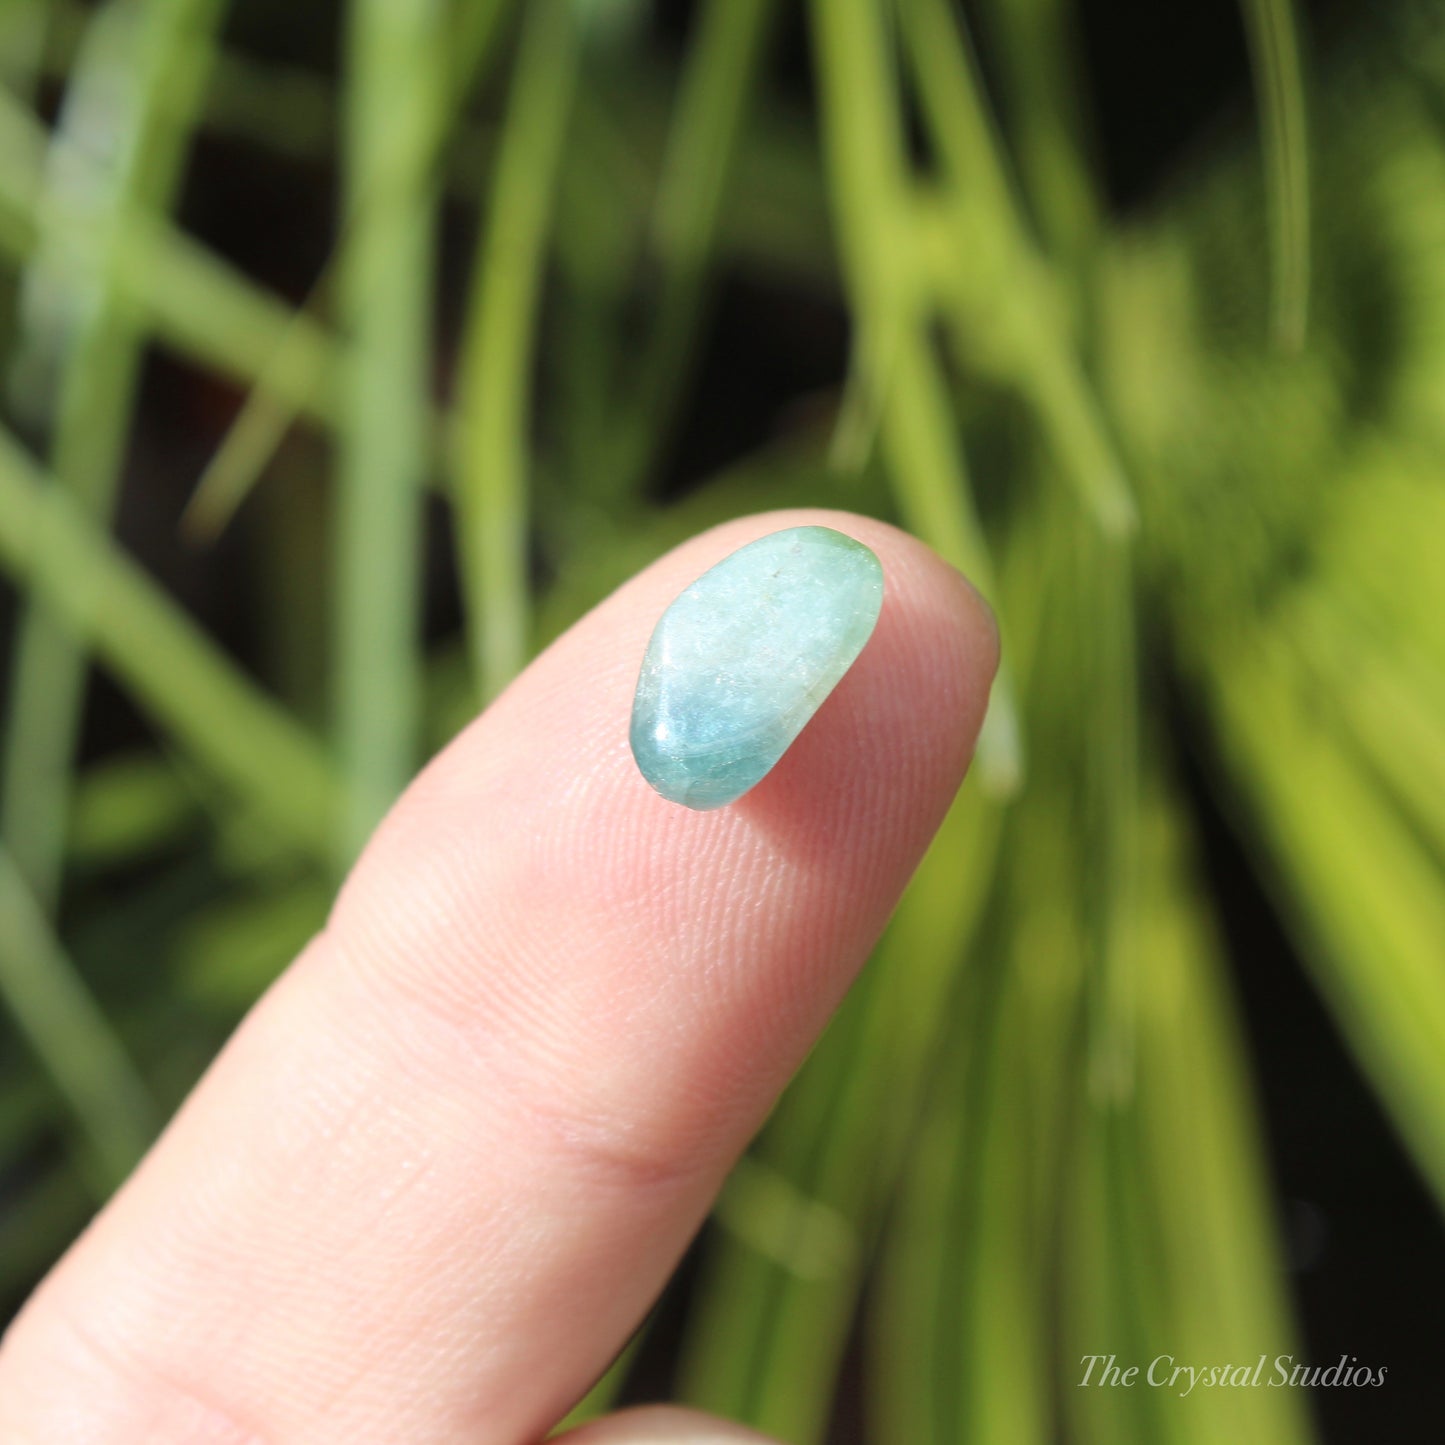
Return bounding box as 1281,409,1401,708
0,510,997,1444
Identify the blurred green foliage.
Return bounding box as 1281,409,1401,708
0,0,1442,1440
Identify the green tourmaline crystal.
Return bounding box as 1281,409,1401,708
630,526,885,809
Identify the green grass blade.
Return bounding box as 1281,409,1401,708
677,970,876,1437
1207,631,1445,1209
1065,779,1313,1445
597,0,779,499
1131,785,1312,1444
0,843,157,1192
0,0,48,94
757,807,1004,1443
905,930,1065,1445
452,0,580,701
0,89,342,415
0,427,338,862
678,779,1004,1442
807,0,1022,792
885,336,1023,793
1,0,227,912
1287,585,1445,861
868,506,1104,1445
871,932,1004,1445
650,0,778,321
68,754,199,869
1240,0,1311,351
334,0,447,862
450,0,516,99
179,307,336,542
975,0,1100,257
181,2,520,543
1081,532,1141,1103
39,0,334,160
900,0,1137,536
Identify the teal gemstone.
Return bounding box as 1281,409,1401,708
630,526,885,809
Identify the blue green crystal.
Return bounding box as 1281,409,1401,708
630,526,885,809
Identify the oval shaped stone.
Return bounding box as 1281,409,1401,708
630,525,885,809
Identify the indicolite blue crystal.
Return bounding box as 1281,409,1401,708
630,526,885,809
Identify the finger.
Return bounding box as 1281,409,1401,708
0,510,997,1445
558,1405,778,1444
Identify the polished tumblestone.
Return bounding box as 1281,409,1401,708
630,526,885,809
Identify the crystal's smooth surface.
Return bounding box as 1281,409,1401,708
630,526,885,809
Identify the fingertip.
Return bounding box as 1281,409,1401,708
0,509,1005,1445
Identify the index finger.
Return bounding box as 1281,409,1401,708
0,509,998,1445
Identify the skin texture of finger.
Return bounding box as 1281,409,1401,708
557,1405,779,1444
0,510,997,1445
